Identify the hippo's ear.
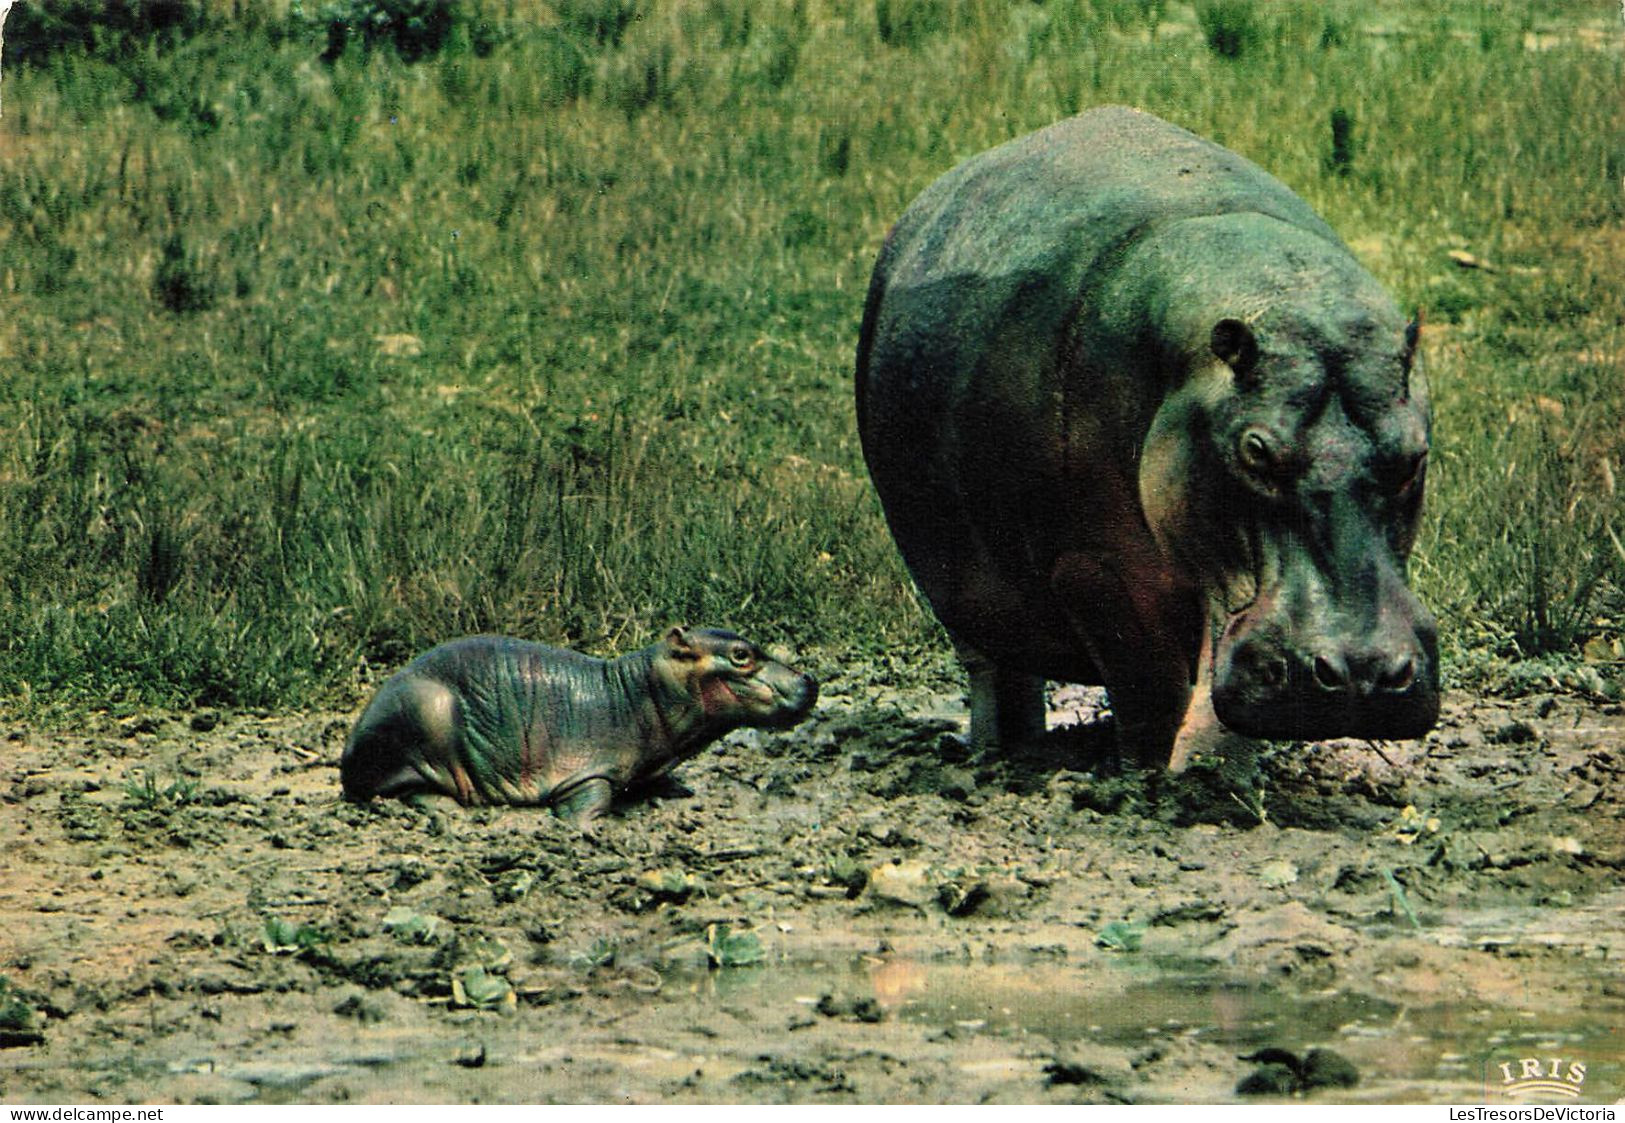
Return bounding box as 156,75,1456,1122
665,626,700,660
1400,310,1424,401
1210,318,1259,385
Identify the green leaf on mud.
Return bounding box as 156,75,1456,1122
262,915,326,954
1094,921,1144,953
1382,869,1423,930
704,924,765,969
0,978,45,1047
1258,859,1298,888
450,966,515,1011
0,996,35,1033
121,768,199,809
636,867,703,902
381,906,444,944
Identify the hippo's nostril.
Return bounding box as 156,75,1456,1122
1377,655,1417,694
1238,646,1287,690
1313,653,1349,692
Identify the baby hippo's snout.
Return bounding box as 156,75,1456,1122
762,664,819,726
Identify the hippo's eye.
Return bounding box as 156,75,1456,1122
728,644,755,669
1238,429,1278,481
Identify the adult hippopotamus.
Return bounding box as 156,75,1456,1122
855,106,1438,768
341,627,818,826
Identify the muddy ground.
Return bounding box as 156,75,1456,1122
2,656,1622,1105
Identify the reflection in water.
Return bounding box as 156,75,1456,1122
673,951,1623,1102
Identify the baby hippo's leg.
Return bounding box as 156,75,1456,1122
551,776,614,832
342,674,463,801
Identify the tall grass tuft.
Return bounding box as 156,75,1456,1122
152,233,214,314
875,0,939,48
556,0,644,49
1196,0,1260,59
1424,379,1623,664
1325,107,1356,176
313,0,461,62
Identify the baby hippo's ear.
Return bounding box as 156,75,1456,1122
1402,310,1425,403
665,626,699,659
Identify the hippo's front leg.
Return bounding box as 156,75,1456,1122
1051,546,1204,769
1164,616,1257,772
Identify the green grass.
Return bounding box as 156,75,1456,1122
0,0,1620,717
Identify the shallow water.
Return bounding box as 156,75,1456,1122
671,952,1624,1103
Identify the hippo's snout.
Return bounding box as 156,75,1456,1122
1213,613,1440,742
764,670,819,726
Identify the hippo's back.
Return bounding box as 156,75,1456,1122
342,636,614,805
406,635,602,694
872,107,1337,289
857,107,1343,436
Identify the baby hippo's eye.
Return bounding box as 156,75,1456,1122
729,644,755,668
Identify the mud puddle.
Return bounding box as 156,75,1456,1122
660,945,1621,1102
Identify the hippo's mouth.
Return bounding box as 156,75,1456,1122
1204,522,1265,672
1207,587,1264,688
765,674,819,724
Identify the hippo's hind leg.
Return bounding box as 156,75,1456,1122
341,675,460,802
955,638,1046,753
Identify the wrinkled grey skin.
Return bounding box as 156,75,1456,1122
856,106,1438,768
341,627,818,826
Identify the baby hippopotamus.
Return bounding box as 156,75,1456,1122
341,627,817,826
